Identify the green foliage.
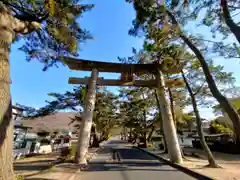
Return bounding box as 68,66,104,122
15,175,24,180
126,0,240,60
69,142,77,157
18,85,86,118
213,97,240,115
209,120,233,134
124,0,240,142
2,0,94,70
183,54,237,108
22,86,119,139
176,112,196,132
179,0,240,58
187,0,239,38
94,90,119,138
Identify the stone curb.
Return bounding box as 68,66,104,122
133,146,214,180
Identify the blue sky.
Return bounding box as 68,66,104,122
10,0,240,119
10,0,142,107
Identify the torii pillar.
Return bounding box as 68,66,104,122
75,69,98,164
156,70,182,163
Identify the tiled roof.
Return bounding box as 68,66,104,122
21,112,79,132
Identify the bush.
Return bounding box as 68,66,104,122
147,143,153,148
70,143,77,157
15,175,24,180
209,120,233,134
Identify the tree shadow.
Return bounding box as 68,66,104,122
14,164,51,171
14,160,54,165
106,140,128,145
83,161,178,172
117,147,161,160
14,159,56,175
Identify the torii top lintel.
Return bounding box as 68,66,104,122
63,56,162,74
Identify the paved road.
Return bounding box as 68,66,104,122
75,139,199,180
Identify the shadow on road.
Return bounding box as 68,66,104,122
107,140,128,145
116,148,160,161
83,143,179,172
84,161,178,172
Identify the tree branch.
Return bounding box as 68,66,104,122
2,1,49,22
14,20,42,34
221,0,240,43
193,81,206,96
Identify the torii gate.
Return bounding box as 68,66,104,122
63,56,184,164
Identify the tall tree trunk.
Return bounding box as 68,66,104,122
147,125,155,142
129,127,132,139
143,109,147,148
156,70,183,163
0,5,41,179
168,87,185,158
221,0,240,44
154,89,168,153
187,121,193,132
181,33,240,143
123,126,127,140
181,70,218,168
0,48,13,179
0,7,16,180
168,87,176,125
141,90,148,148
75,69,98,165
91,133,99,147
166,9,240,144
91,125,99,147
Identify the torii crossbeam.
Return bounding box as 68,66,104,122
63,56,161,73
68,77,184,88
63,56,184,88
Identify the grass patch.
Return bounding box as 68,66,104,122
15,175,24,180
70,142,77,157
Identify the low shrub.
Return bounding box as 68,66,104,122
70,143,77,157
147,143,153,148
15,175,24,180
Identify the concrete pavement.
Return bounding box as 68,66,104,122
73,139,199,180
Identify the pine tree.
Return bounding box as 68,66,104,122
0,1,93,179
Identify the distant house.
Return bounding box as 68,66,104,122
12,105,35,159
12,105,24,121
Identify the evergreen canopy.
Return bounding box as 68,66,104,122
1,0,93,70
